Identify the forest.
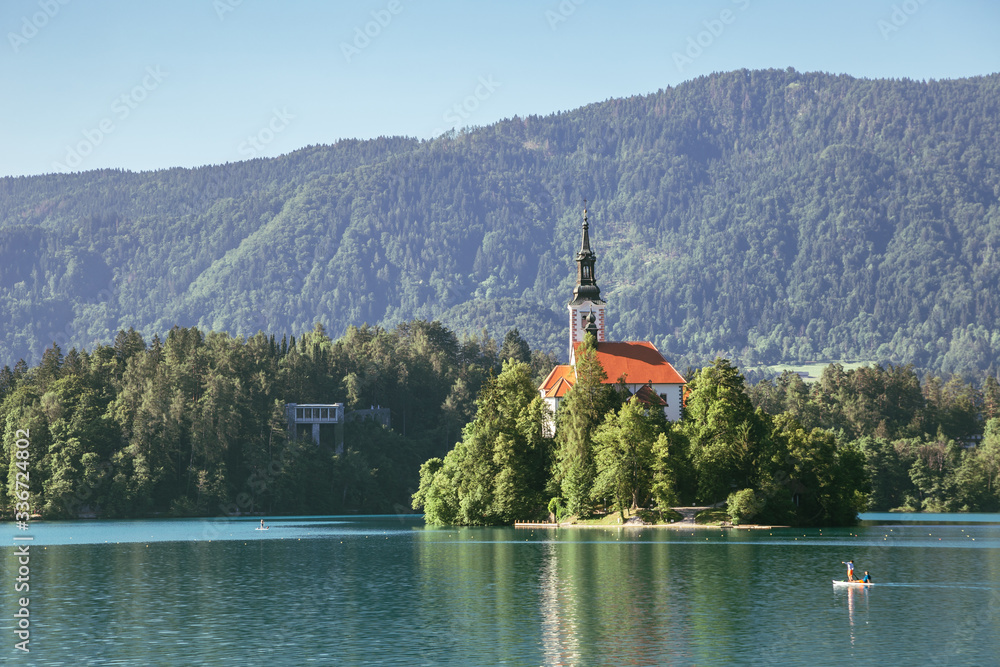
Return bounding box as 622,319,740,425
3,68,1000,377
3,323,999,523
0,321,552,519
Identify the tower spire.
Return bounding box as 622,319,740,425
581,201,591,254
570,203,602,305
567,201,606,359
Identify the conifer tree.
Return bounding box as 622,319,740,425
554,333,613,517
499,328,531,365
412,360,550,525
683,357,769,503
591,398,660,515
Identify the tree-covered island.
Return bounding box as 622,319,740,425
414,337,1000,527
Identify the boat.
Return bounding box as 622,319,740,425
832,579,871,586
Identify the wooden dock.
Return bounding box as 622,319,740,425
514,521,559,528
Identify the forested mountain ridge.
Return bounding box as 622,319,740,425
3,68,1000,376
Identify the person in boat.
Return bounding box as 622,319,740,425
842,559,856,581
861,571,872,583
260,519,266,529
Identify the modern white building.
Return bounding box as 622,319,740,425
285,403,345,452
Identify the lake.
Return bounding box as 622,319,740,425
3,513,999,665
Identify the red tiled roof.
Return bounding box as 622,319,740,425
540,342,685,395
633,384,667,406
574,341,686,385
539,364,576,398
545,377,575,398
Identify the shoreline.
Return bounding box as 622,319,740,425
514,521,786,530
514,505,791,530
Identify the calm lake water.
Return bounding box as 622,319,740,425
2,513,999,666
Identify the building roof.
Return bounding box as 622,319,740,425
539,364,576,398
540,343,685,396
574,341,686,385
632,384,667,406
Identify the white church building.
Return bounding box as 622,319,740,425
538,208,686,431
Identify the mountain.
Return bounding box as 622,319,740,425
2,68,1000,376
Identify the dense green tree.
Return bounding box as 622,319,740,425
683,358,771,503
412,360,552,525
858,436,914,511
591,398,661,514
748,371,817,428
921,375,980,440
650,423,690,509
0,366,14,401
769,414,869,525
980,419,1000,498
983,377,1000,422
499,328,531,365
749,363,1000,513
4,385,52,514
412,458,458,525
727,488,765,525
553,334,615,516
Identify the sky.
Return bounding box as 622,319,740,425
2,0,999,178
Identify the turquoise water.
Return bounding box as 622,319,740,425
2,514,999,665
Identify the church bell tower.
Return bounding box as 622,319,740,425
567,206,606,359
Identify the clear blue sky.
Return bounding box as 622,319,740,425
2,0,998,177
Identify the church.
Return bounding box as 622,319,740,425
538,208,686,432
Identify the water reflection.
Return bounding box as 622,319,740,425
539,540,579,665
846,585,865,646
2,520,999,665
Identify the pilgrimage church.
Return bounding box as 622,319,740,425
538,208,686,431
